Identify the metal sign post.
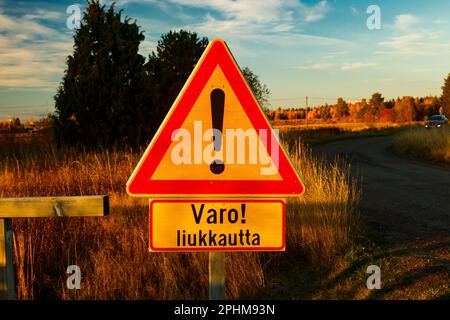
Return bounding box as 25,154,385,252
209,251,225,300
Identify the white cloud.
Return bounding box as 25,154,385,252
350,6,358,16
379,33,421,51
0,13,56,36
323,50,350,59
0,38,69,88
378,14,450,57
167,0,330,35
168,0,287,23
311,63,332,69
116,0,338,58
0,12,73,89
296,63,333,70
392,14,419,31
0,78,56,88
340,62,378,70
22,9,63,21
178,10,352,57
172,1,349,54
273,23,295,32
296,61,377,71
378,30,450,56
302,0,330,22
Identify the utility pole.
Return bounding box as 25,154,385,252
305,96,308,127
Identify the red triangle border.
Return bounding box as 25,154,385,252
127,39,304,197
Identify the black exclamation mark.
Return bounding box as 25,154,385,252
241,204,246,224
210,88,225,175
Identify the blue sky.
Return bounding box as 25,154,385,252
1,0,450,119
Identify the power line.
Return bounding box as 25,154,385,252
270,96,364,102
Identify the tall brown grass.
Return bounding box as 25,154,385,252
0,133,359,299
394,126,450,163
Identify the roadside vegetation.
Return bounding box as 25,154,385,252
279,123,412,147
394,126,450,164
0,133,359,299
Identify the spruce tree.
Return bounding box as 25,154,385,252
146,30,208,134
369,92,384,120
54,1,150,148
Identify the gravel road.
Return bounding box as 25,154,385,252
313,136,450,245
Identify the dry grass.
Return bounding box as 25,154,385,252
273,121,411,132
0,133,359,299
278,124,412,147
394,126,450,163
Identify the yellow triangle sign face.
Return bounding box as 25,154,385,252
127,39,305,197
151,65,282,182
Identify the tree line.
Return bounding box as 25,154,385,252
268,92,448,124
53,1,269,149
53,1,450,148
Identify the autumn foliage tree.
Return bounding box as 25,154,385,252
268,93,441,124
394,97,416,122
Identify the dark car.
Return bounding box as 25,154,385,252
425,115,448,128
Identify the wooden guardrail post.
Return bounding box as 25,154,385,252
0,195,109,300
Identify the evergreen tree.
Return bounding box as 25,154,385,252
368,92,384,120
146,30,208,134
146,31,271,130
357,98,369,120
54,12,272,148
54,1,149,148
335,97,349,119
